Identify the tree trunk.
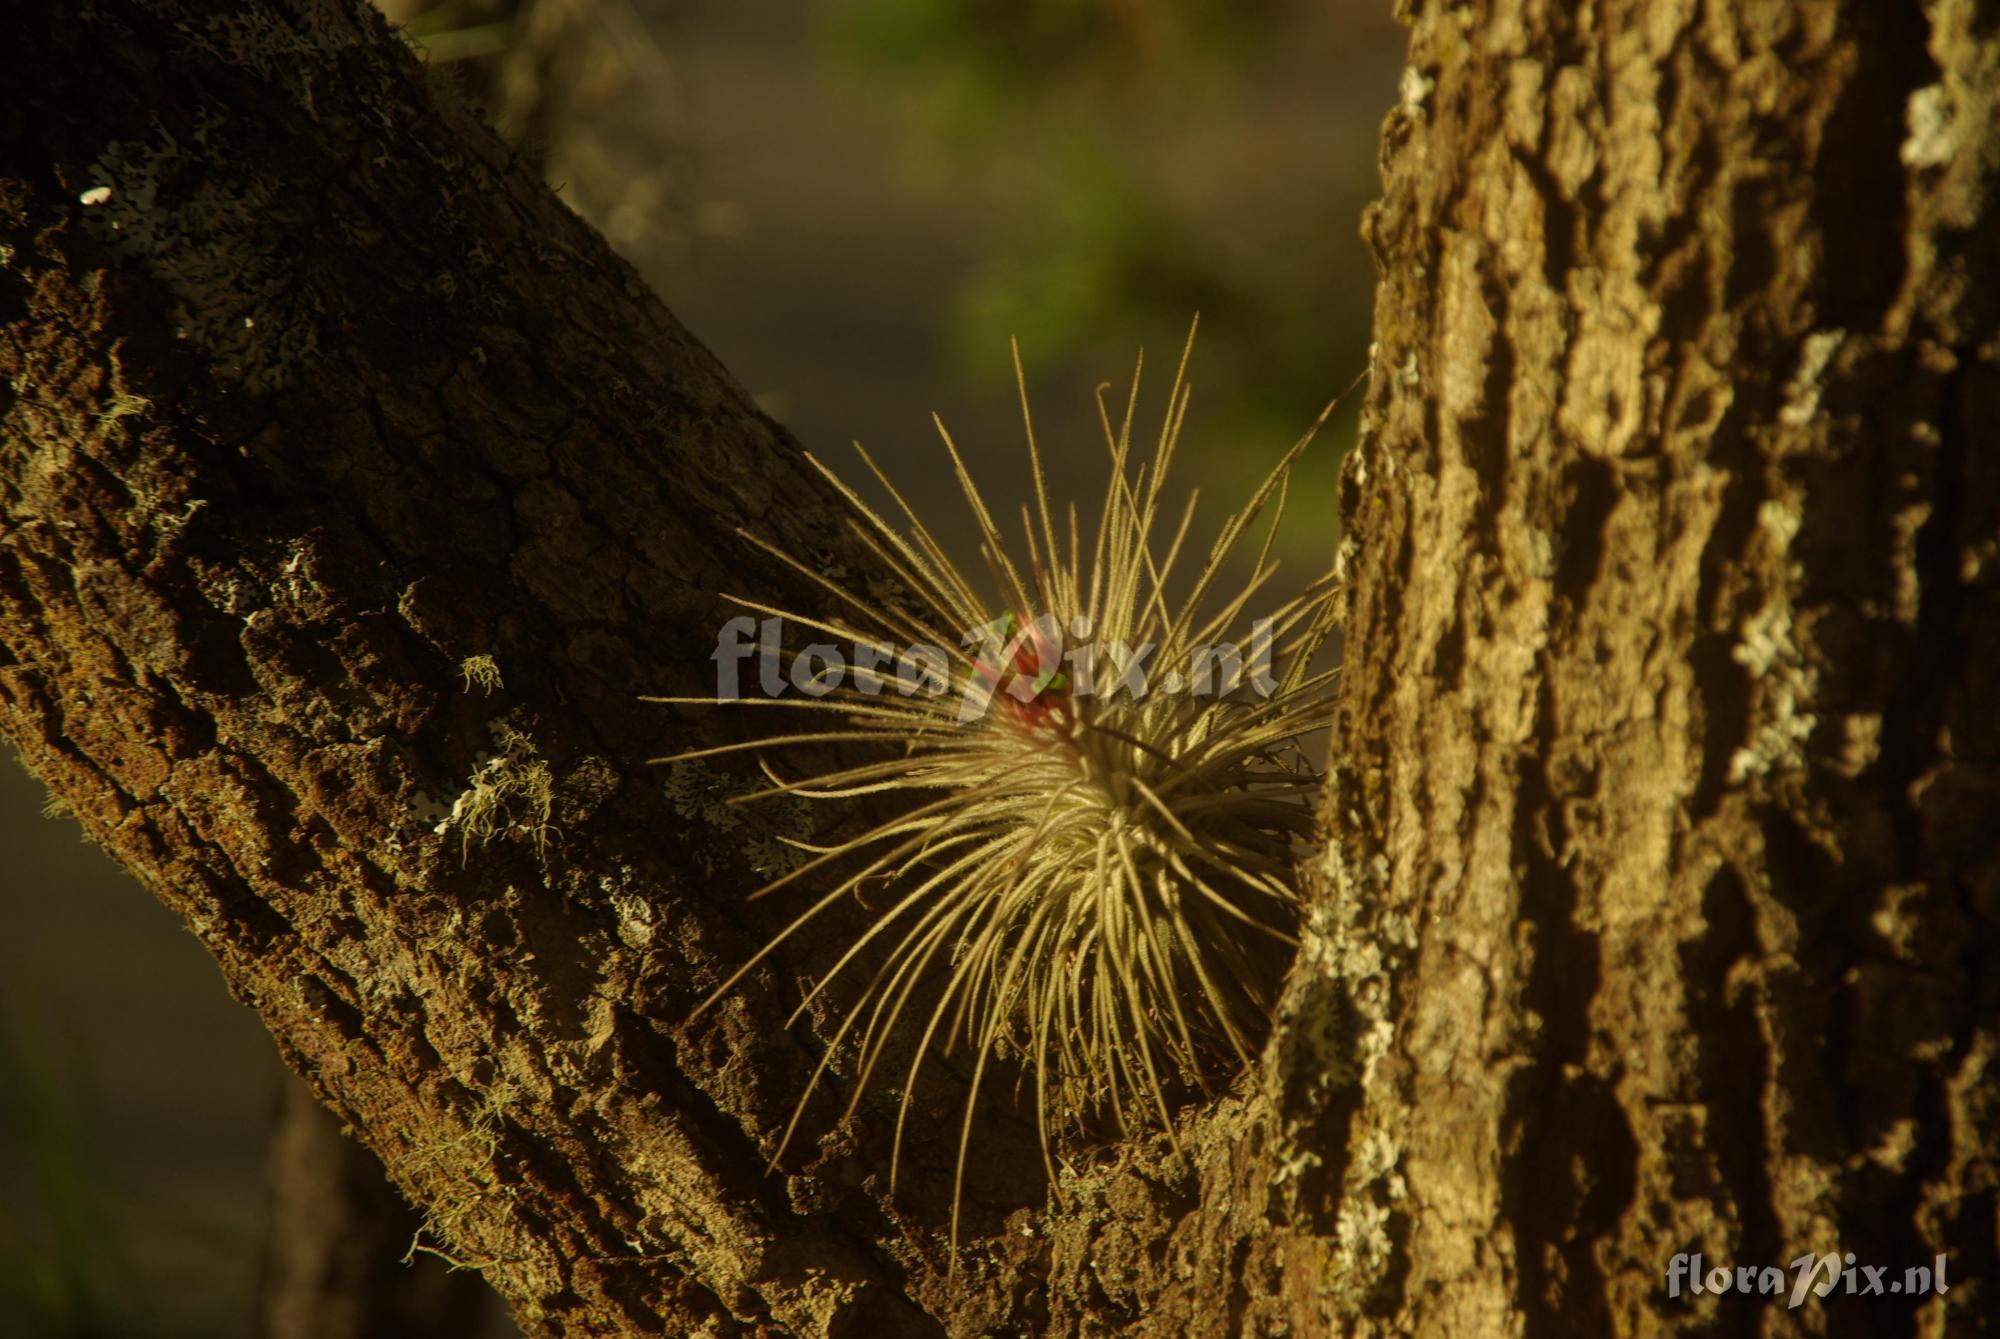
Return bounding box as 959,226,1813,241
0,3,1992,1338
1332,1,1999,1335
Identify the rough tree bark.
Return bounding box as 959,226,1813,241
258,1072,496,1337
1328,1,1999,1335
0,4,1992,1339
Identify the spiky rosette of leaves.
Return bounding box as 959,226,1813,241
649,331,1337,1254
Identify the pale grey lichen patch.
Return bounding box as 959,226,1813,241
745,794,815,877
1723,487,1820,784
1268,1145,1325,1195
460,654,504,694
1832,711,1886,780
1728,597,1817,784
1324,1115,1405,1307
1778,330,1845,427
1902,83,1957,168
1318,847,1403,1093
1727,699,1817,784
1399,65,1435,120
85,117,323,394
153,497,207,536
74,0,385,395
603,869,659,949
1332,1128,1405,1285
1524,524,1558,580
1282,816,1409,1304
663,759,742,834
663,758,814,877
1756,497,1803,553
437,723,554,861
409,788,453,827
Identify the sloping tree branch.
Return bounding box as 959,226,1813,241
0,2,1329,1335
0,2,981,1333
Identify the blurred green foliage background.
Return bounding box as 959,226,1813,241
818,0,1393,560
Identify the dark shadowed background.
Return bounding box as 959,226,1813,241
0,2,1403,1332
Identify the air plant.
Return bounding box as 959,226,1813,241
649,327,1339,1257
